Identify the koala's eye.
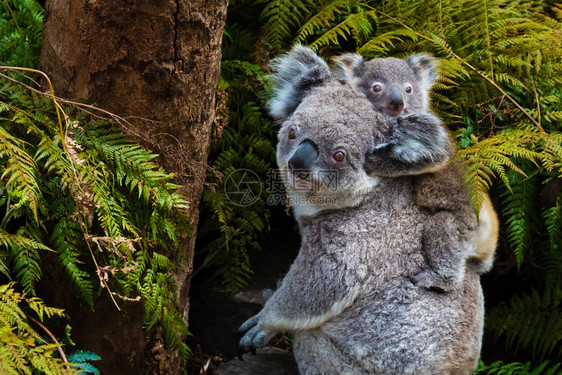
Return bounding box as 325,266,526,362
372,84,382,93
333,151,346,162
405,85,413,94
288,128,297,140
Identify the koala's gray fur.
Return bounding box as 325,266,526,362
238,46,485,374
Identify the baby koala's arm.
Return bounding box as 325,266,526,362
364,113,454,178
237,245,361,356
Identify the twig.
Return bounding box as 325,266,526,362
0,70,156,145
29,316,71,368
81,232,122,311
531,75,541,126
110,290,141,302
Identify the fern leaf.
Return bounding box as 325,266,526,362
486,287,562,360
501,170,538,268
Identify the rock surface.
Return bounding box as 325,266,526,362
214,347,299,375
188,226,300,361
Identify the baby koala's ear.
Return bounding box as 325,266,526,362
405,54,438,90
333,53,365,83
268,45,332,121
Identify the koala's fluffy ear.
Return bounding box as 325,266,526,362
333,53,365,83
406,54,438,90
268,45,332,121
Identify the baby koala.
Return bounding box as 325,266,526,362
334,53,436,116
334,52,498,287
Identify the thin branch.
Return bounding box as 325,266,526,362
0,70,156,144
82,231,122,311
29,316,71,368
531,75,541,126
455,58,544,131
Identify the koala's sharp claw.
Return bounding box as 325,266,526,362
238,315,259,334
237,315,275,359
237,351,245,361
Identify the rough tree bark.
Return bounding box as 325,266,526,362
39,0,228,373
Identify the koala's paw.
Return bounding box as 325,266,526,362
412,269,456,293
237,314,275,360
391,113,453,165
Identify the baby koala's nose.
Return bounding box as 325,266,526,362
288,140,318,172
388,89,404,113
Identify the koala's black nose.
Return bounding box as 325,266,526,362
288,140,318,172
388,89,404,112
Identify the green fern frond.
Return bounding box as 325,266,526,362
0,0,43,68
0,282,77,375
543,189,562,253
51,219,95,306
139,271,191,357
308,10,376,50
0,229,52,296
357,29,420,57
457,129,543,186
486,287,562,360
501,169,538,268
294,0,353,45
0,123,42,222
0,229,50,253
540,186,562,287
260,0,316,52
476,359,562,375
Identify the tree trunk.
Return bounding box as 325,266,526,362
39,0,228,373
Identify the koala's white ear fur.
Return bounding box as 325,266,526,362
333,54,365,83
268,45,332,121
406,54,438,90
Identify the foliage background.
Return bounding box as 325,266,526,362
200,0,562,373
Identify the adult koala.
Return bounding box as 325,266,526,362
238,46,484,374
